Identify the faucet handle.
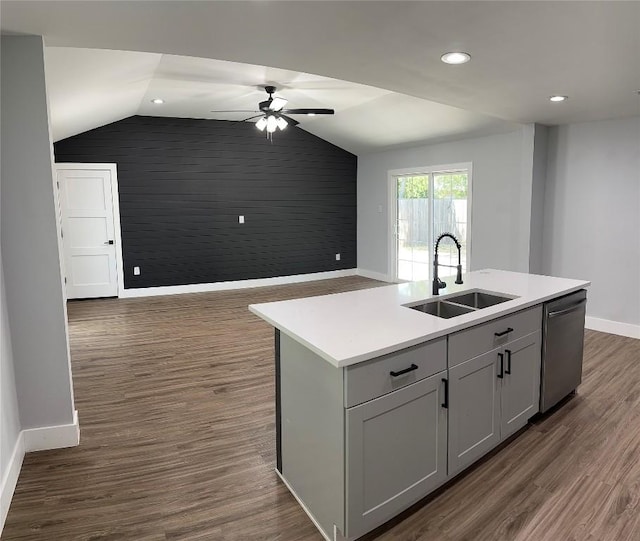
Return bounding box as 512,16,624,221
455,264,463,285
438,278,447,289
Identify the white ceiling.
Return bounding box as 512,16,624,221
44,47,520,153
44,48,162,141
3,1,640,153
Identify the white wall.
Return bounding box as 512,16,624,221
357,127,535,279
1,259,22,525
543,116,640,328
529,125,549,274
0,35,76,429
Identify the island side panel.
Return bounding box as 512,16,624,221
275,329,282,473
280,333,345,538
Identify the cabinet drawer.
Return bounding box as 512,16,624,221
448,306,542,368
344,338,446,407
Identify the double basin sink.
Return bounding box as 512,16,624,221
407,290,517,319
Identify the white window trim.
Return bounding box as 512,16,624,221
387,162,473,283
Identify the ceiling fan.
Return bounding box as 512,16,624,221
211,86,334,139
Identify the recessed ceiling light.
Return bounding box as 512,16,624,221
549,95,568,102
151,98,164,104
441,52,471,65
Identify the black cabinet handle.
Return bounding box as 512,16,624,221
497,353,504,379
505,349,512,374
441,378,449,409
494,327,513,337
390,364,418,377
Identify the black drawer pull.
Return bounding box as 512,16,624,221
390,364,418,377
441,378,449,409
494,327,514,337
505,349,512,374
497,353,504,379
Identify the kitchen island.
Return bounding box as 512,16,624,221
249,269,590,541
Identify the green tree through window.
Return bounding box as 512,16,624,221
398,173,468,199
398,176,428,198
434,173,468,199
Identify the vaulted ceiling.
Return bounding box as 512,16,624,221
3,1,639,153
43,47,520,153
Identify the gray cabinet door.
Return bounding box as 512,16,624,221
346,371,448,538
448,348,501,476
500,331,541,439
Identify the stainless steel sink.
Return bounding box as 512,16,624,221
405,289,517,319
409,301,475,319
445,291,513,309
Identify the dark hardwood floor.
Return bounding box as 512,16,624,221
2,276,639,540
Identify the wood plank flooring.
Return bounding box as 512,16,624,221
3,276,640,540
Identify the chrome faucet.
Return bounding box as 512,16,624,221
432,233,463,295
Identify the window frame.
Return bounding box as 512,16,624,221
387,162,473,283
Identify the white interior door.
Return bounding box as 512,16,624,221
56,165,121,299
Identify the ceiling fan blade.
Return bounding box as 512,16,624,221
242,114,265,122
210,110,259,113
282,108,335,115
280,114,300,126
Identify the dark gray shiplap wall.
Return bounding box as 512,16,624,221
54,116,357,289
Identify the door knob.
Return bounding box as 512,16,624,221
104,240,114,245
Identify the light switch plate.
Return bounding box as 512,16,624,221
133,266,141,276
335,253,341,261
239,215,245,224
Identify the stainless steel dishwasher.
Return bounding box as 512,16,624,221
540,289,587,413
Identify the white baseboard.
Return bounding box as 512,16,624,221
22,410,80,453
585,317,640,339
1,411,81,534
1,433,25,533
120,269,359,298
356,268,395,282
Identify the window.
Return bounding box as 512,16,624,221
390,164,471,283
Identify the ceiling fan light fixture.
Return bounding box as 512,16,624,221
256,116,268,131
232,86,333,140
270,97,287,111
266,115,278,133
440,52,471,65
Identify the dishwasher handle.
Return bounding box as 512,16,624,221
548,299,586,318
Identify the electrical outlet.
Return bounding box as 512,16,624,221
239,215,245,224
133,266,141,276
335,253,341,261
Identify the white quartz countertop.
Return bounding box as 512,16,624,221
249,269,590,368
